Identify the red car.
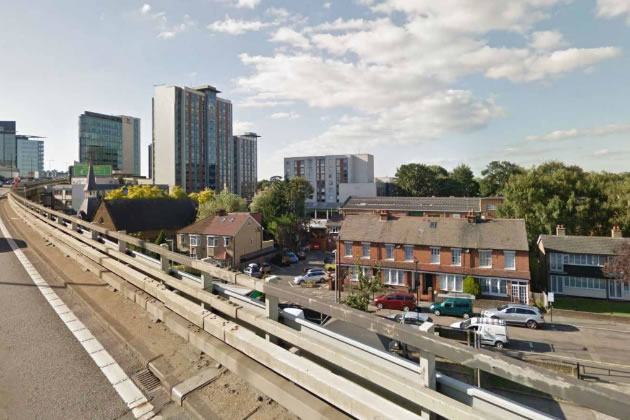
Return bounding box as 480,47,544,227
373,293,418,311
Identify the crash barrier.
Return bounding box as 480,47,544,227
8,191,630,420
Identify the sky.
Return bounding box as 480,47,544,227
1,0,630,179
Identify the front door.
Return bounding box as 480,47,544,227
423,274,433,294
511,285,520,303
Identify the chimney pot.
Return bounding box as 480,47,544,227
379,210,389,221
612,226,623,238
556,224,566,236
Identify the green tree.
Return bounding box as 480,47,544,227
196,190,248,221
188,188,215,204
154,229,166,246
170,185,188,199
342,259,375,312
479,161,525,197
395,163,446,196
463,276,481,298
105,185,169,200
448,164,480,197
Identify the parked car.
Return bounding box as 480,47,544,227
373,293,418,311
293,269,327,285
481,304,545,329
271,253,290,266
259,262,271,274
304,266,324,274
450,317,509,349
297,250,307,260
286,252,299,264
243,265,262,278
429,298,473,319
386,311,433,327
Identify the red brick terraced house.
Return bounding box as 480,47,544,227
337,212,532,304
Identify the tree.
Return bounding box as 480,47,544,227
342,259,378,312
395,163,445,196
196,190,248,221
105,188,126,200
286,177,314,218
188,188,214,204
448,164,480,197
267,214,306,250
154,230,166,246
170,185,188,199
479,161,525,197
463,276,481,298
603,242,630,283
105,185,169,200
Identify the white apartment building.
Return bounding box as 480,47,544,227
284,154,374,213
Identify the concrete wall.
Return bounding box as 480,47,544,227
121,116,140,176
339,183,377,203
349,154,374,183
153,86,177,187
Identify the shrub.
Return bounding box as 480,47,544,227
463,275,481,298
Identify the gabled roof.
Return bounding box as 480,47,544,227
538,234,630,255
100,198,197,233
339,215,528,251
177,212,260,237
84,164,97,192
341,196,490,213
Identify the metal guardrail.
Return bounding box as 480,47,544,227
8,190,630,419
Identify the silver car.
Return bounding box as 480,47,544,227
481,304,545,329
293,269,326,285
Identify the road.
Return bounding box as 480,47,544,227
0,195,140,419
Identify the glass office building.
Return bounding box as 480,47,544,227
0,121,17,172
234,132,259,200
16,135,44,175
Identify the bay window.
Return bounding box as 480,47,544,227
439,274,463,292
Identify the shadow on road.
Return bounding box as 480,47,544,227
0,237,27,253
507,339,555,353
548,323,579,332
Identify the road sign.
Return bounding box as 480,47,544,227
72,164,112,177
548,292,555,303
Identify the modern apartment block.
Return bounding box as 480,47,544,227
234,132,259,200
538,225,630,301
284,154,374,211
0,121,17,176
16,135,44,175
338,213,531,303
153,85,241,194
79,111,141,175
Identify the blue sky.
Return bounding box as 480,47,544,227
1,0,630,179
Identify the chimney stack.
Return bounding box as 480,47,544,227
379,210,389,221
612,225,623,238
556,225,566,236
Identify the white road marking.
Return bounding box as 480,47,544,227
0,216,155,419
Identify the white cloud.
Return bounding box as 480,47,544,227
597,0,630,25
142,9,195,40
324,2,332,9
594,148,610,156
208,15,271,35
236,0,262,9
141,4,151,15
270,28,310,49
234,120,254,133
271,111,300,120
529,30,568,50
526,123,630,141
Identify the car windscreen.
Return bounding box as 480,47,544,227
497,304,508,311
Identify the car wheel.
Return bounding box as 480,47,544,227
434,310,441,316
495,341,504,350
463,313,470,320
527,320,538,329
376,303,383,310
402,306,410,312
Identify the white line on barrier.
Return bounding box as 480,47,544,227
0,214,155,420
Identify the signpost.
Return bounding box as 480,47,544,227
71,164,112,177
548,292,555,323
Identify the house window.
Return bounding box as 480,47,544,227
189,235,199,247
179,234,186,246
504,251,516,270
430,247,440,264
362,243,370,259
550,253,563,272
439,274,463,292
384,269,405,286
224,237,232,247
562,276,606,290
330,226,339,234
451,248,462,266
404,246,414,261
207,236,217,248
550,275,564,293
479,250,492,268
344,241,352,257
487,204,497,211
479,278,507,296
385,244,394,260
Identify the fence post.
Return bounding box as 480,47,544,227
91,229,99,241
56,215,64,226
418,322,436,420
160,243,170,273
117,231,127,253
71,221,78,231
265,276,279,343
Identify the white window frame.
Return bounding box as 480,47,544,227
440,274,463,292
362,242,370,259
430,247,440,264
385,244,394,260
224,236,232,247
344,241,352,257
504,251,516,270
384,269,405,286
404,245,414,262
550,252,563,272
207,236,217,248
451,248,462,266
330,226,339,234
479,277,507,296
479,250,492,268
189,234,200,247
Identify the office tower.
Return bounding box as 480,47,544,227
152,84,235,194
0,121,17,173
16,135,44,175
234,132,259,200
148,144,153,179
78,111,141,175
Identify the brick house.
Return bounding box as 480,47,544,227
337,212,531,303
538,225,630,301
340,196,504,219
177,213,263,267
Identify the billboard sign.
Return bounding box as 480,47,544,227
72,164,112,177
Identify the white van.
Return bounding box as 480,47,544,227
450,317,509,350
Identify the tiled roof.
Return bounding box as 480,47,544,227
102,198,197,233
178,212,260,236
538,235,629,255
341,196,483,213
339,215,528,251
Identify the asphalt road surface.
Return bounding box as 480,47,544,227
0,210,133,419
